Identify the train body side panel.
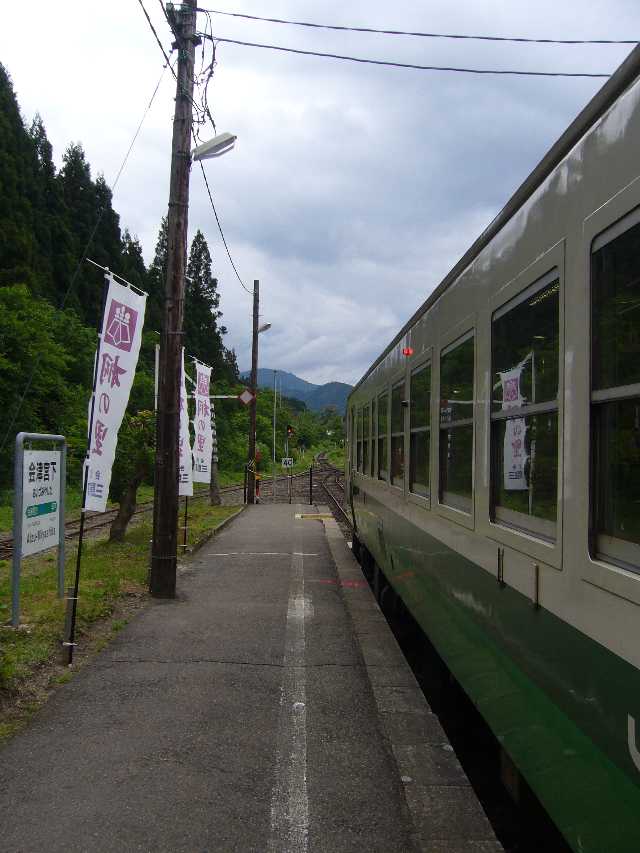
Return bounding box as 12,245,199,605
353,490,640,853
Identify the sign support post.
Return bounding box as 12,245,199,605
11,432,66,628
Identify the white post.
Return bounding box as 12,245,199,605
272,369,277,501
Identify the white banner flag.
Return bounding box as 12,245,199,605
499,363,528,491
85,276,146,511
192,362,212,483
179,349,193,496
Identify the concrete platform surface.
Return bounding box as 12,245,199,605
0,503,500,853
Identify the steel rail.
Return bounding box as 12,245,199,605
319,470,353,529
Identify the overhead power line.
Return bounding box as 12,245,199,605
137,0,177,77
204,35,612,78
198,9,638,46
197,160,252,295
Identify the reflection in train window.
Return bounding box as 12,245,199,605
439,334,474,512
357,407,363,472
390,381,405,487
363,403,370,476
592,214,640,568
377,391,388,481
491,273,559,540
410,364,431,498
593,218,640,390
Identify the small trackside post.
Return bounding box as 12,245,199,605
309,465,313,505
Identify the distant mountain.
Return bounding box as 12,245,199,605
240,369,352,414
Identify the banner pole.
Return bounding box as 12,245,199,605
183,496,188,549
63,270,110,665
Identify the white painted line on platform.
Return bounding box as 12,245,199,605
207,552,319,557
269,547,309,852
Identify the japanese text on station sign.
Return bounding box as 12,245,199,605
22,449,61,556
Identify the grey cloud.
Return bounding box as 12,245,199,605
2,0,636,387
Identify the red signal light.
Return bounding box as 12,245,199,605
402,346,414,356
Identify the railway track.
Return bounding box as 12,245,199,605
0,462,346,560
319,470,352,530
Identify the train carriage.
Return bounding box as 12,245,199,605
347,44,640,852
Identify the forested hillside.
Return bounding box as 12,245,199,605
0,63,343,498
243,369,352,413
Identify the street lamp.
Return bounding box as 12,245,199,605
191,132,237,161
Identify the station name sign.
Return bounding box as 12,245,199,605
22,449,61,556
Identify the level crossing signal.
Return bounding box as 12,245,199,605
287,424,295,437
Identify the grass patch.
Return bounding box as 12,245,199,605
324,445,345,470
0,483,212,536
0,501,241,700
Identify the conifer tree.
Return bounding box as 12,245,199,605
93,173,124,275
29,114,74,302
185,229,225,367
58,143,102,324
120,229,147,291
146,216,168,333
0,63,41,290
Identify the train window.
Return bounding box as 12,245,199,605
591,214,640,568
439,334,474,512
349,406,356,471
410,364,431,498
390,381,405,487
363,404,370,476
377,391,388,481
490,273,559,540
357,407,363,473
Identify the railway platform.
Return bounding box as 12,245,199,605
0,503,500,853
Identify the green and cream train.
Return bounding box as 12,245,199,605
347,45,640,852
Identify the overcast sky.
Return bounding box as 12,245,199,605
2,2,637,384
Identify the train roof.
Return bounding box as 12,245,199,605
351,42,640,396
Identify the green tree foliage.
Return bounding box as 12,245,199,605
185,229,239,384
211,384,344,476
0,64,42,292
28,114,75,301
145,217,167,334
108,411,155,541
58,144,115,326
0,285,94,485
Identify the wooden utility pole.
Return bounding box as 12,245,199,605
150,0,198,597
247,279,259,504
